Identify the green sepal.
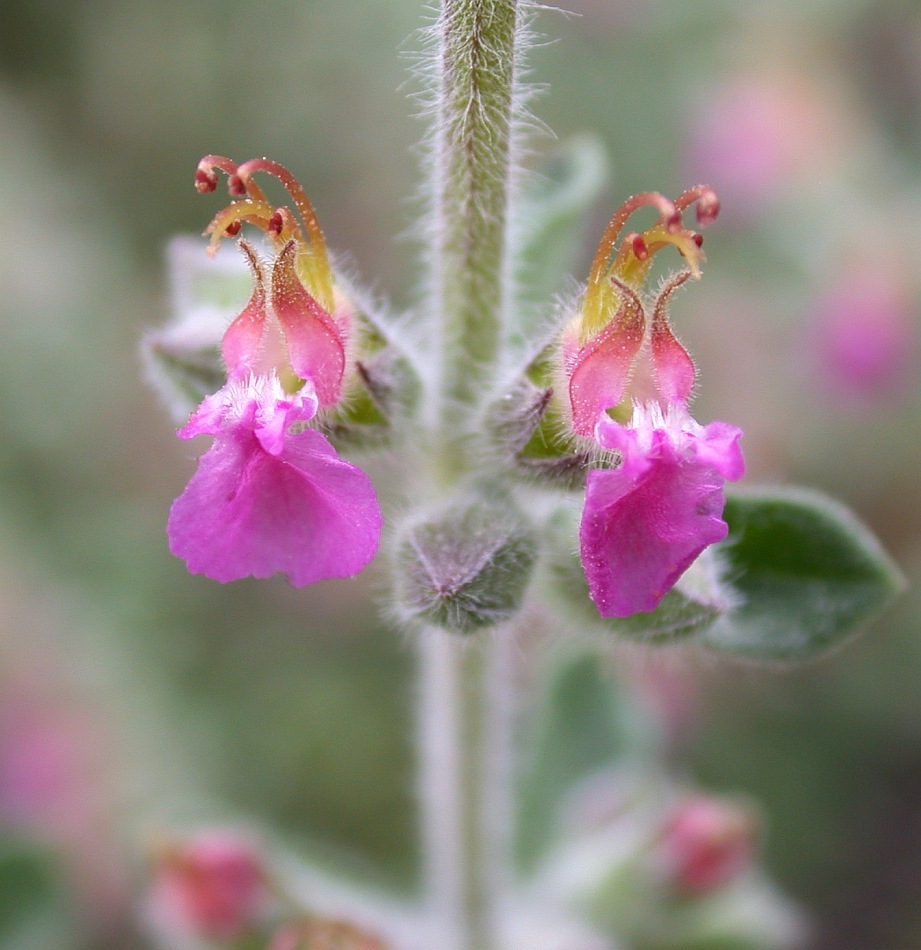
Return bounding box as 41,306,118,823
485,378,591,490
701,488,905,661
324,346,420,450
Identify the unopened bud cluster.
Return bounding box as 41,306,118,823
394,500,538,634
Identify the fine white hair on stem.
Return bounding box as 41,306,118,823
406,1,551,438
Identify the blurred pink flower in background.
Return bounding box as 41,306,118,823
0,668,128,930
658,795,759,895
147,830,267,942
686,75,832,215
0,693,99,830
808,266,918,404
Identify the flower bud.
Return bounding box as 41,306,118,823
147,830,266,942
486,378,591,490
394,499,538,634
488,378,554,455
325,346,421,450
658,795,759,895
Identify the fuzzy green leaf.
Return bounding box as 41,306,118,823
142,338,225,420
516,651,646,872
701,488,905,661
515,135,609,308
0,842,58,941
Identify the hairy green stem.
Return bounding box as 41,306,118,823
434,0,518,439
418,633,486,950
418,628,517,950
417,4,522,948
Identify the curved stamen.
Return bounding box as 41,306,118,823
195,155,272,206
195,168,219,194
587,192,677,292
627,232,649,262
265,206,306,247
674,185,720,227
582,192,678,331
235,159,329,266
203,199,276,256
235,159,334,311
194,155,236,193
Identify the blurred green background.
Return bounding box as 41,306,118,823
1,0,921,947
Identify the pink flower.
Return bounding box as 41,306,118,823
148,831,265,941
167,156,382,585
581,409,742,618
561,188,744,618
168,375,381,585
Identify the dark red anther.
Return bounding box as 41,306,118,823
227,174,246,198
224,220,242,237
695,190,720,227
267,211,285,237
692,232,704,248
194,168,218,193
628,232,649,261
